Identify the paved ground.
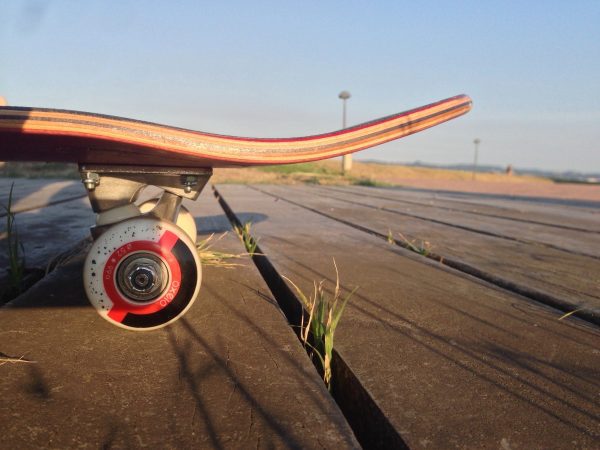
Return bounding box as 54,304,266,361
1,178,599,449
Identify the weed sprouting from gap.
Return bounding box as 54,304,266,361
387,229,394,244
396,232,432,256
1,183,26,296
350,177,391,187
284,260,357,390
196,232,247,268
235,221,259,256
257,163,337,175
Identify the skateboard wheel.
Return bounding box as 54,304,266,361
139,201,197,241
84,218,201,330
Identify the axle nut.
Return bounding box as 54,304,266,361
117,254,168,303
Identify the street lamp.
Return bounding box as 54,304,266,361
0,97,6,171
472,138,481,180
339,90,351,175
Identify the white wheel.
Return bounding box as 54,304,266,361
84,218,201,331
139,200,197,242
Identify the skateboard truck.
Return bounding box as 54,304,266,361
79,165,212,331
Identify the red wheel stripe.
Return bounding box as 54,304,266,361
103,232,182,323
158,229,179,251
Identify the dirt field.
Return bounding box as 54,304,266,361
213,160,600,203
3,160,599,203
372,177,600,202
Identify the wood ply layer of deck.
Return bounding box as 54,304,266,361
0,190,358,449
216,184,600,450
258,184,600,318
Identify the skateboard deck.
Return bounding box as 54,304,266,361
0,95,471,167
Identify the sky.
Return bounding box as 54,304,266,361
1,1,599,173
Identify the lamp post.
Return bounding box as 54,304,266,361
339,90,351,175
0,97,6,170
472,138,480,180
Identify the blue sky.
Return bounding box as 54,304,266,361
1,1,599,172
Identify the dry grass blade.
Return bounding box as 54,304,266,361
396,231,432,256
0,352,37,367
558,309,583,320
196,232,247,268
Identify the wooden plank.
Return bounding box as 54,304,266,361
256,184,600,319
0,184,95,294
315,186,600,258
0,197,93,266
337,184,600,233
362,182,600,209
0,189,359,449
382,185,600,223
216,184,600,449
0,178,86,215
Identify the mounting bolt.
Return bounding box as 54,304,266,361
82,172,100,191
181,175,198,194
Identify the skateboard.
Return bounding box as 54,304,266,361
0,94,471,330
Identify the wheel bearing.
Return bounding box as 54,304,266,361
117,253,169,303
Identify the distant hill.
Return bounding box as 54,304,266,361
359,160,600,184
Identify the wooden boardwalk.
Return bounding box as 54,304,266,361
1,180,599,449
0,182,358,449
252,184,600,323
217,184,600,449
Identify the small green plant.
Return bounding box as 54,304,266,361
196,232,246,268
284,260,357,390
257,163,335,175
2,183,26,296
350,177,391,187
235,221,259,256
396,232,432,256
387,229,394,244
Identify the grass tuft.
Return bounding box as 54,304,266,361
257,163,337,175
350,177,391,187
396,232,432,256
235,221,259,256
387,229,394,244
284,260,357,390
1,183,26,296
196,232,247,268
